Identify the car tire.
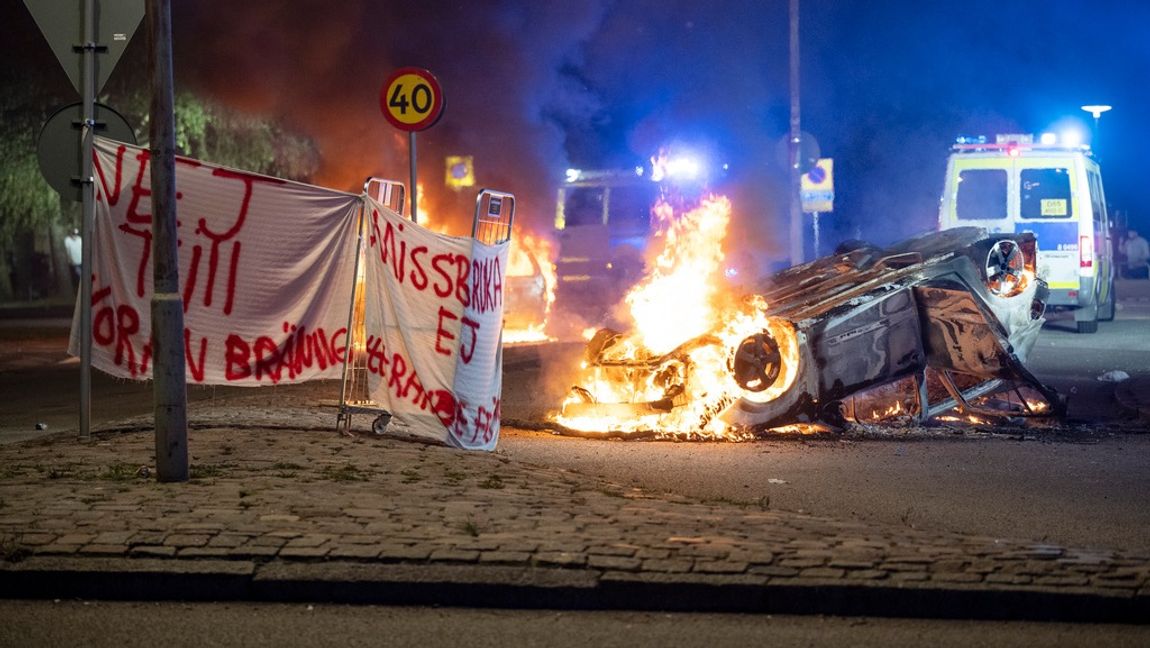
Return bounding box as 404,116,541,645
1098,279,1116,322
1077,318,1099,334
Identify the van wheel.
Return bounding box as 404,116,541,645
1077,319,1099,334
1099,279,1116,322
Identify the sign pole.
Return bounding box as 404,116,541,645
380,67,444,226
812,211,820,258
146,0,188,482
788,0,803,266
409,131,418,224
78,0,96,440
25,0,145,441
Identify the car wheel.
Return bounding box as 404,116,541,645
985,239,1026,298
1098,278,1116,322
731,332,783,393
1077,318,1099,334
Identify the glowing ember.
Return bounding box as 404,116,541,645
768,423,832,435
555,195,802,438
870,400,908,421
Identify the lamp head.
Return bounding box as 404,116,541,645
1081,104,1113,119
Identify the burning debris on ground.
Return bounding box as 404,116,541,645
547,192,1065,440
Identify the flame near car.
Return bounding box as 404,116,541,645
552,193,1062,439
555,195,803,438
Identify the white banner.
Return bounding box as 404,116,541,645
361,197,508,450
74,137,508,449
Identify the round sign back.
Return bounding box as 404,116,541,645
380,67,445,132
37,102,137,202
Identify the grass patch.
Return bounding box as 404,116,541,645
701,495,751,507
272,461,302,478
461,517,481,537
443,468,467,485
478,474,505,490
96,463,147,481
191,464,227,479
900,506,916,527
35,463,83,480
400,467,421,484
321,464,368,482
272,462,303,471
0,535,29,563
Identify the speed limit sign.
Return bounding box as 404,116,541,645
380,67,444,132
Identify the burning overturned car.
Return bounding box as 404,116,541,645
555,208,1063,438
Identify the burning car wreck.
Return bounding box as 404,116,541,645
556,224,1063,439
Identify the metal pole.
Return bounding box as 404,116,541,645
1094,116,1101,161
408,132,418,223
79,0,96,440
812,211,820,258
337,201,368,430
147,0,188,482
788,0,803,266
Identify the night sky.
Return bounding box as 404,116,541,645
7,0,1148,262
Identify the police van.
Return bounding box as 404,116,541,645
938,133,1115,333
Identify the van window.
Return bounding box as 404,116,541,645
564,187,606,227
607,185,654,228
956,169,1007,220
1087,170,1106,226
1020,168,1073,219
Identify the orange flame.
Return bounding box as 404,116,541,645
503,234,558,344
413,183,456,235
555,195,801,438
413,184,557,342
626,197,731,353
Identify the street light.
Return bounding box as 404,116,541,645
1080,104,1112,149
1081,104,1112,121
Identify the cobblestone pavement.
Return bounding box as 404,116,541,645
1,405,1148,622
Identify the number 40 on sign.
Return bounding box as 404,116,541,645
381,67,445,132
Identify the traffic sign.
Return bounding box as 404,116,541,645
23,0,144,95
801,158,834,212
380,67,445,132
36,102,136,201
445,155,474,189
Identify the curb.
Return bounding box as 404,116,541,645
2,557,1147,624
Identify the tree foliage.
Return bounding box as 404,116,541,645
120,88,320,181
0,78,320,251
0,73,69,249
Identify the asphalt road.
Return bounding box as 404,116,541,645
498,299,1150,554
2,600,1147,648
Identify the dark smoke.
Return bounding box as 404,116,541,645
172,1,609,236
169,1,797,264
19,1,1143,257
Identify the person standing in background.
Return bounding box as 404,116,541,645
1122,229,1149,279
64,229,82,290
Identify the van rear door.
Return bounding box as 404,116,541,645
1015,164,1080,293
